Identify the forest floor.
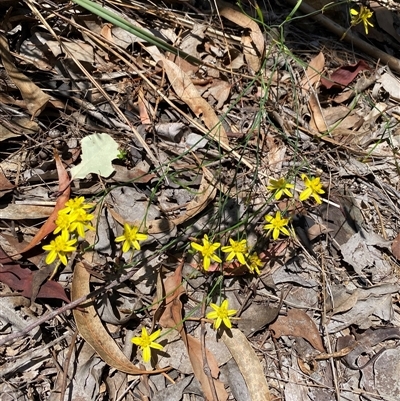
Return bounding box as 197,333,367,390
1,1,400,400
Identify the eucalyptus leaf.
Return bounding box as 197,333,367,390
71,133,119,179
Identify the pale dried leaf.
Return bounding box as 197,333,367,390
300,52,325,93
270,309,325,352
378,72,400,101
0,204,53,220
222,328,271,401
309,92,327,132
219,3,265,72
70,133,120,179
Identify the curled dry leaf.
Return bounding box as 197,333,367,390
219,2,265,73
300,52,327,132
300,51,325,94
270,309,325,352
320,60,371,90
337,327,400,370
0,34,50,117
162,59,229,146
0,246,70,303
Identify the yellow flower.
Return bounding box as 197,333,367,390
53,212,74,237
115,223,148,253
42,230,77,265
206,299,237,329
60,197,93,214
299,174,325,204
350,6,374,34
267,177,294,200
69,209,95,238
131,327,164,363
246,252,263,274
264,211,290,240
191,234,222,271
221,238,248,265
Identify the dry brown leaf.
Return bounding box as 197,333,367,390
0,34,50,117
307,223,332,241
171,168,217,225
0,204,54,220
300,52,327,132
219,3,265,72
186,334,228,401
300,52,325,94
270,309,325,352
157,262,186,330
309,92,327,132
0,117,39,142
158,263,228,401
0,171,15,198
222,328,271,401
107,164,156,184
20,152,70,254
162,59,229,145
138,87,151,124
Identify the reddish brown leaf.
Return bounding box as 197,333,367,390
391,232,400,260
270,309,325,352
0,246,70,302
19,151,70,254
158,261,186,330
320,60,371,90
0,171,14,198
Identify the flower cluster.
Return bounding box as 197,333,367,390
191,235,263,274
191,173,326,271
267,174,325,204
42,197,94,266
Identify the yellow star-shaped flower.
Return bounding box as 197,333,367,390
263,211,291,240
131,327,164,363
191,234,222,270
206,299,237,329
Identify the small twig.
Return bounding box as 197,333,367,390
0,263,141,347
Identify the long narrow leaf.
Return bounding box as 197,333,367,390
71,0,202,65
